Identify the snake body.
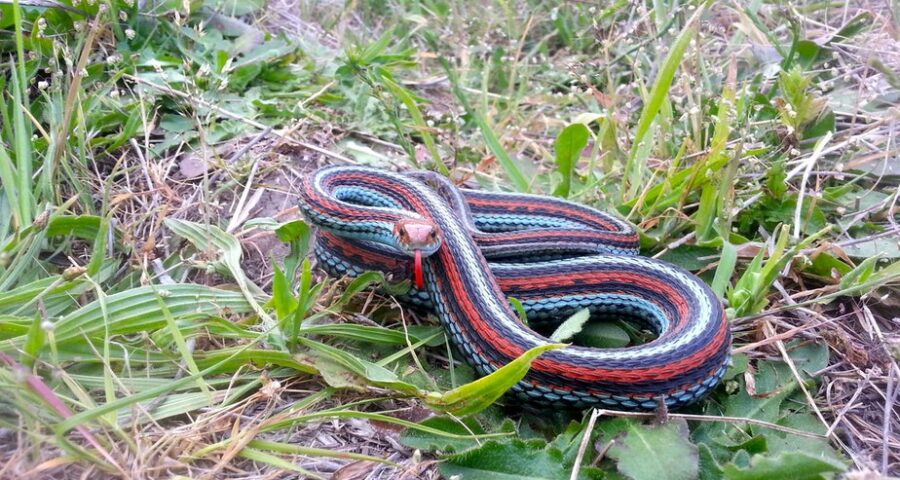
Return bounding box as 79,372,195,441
298,166,731,410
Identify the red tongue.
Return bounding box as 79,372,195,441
414,250,424,289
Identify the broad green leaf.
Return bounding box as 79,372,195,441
802,109,835,139
85,217,109,276
45,215,103,240
400,416,488,453
549,308,590,342
605,418,699,480
0,143,18,229
794,40,820,68
10,60,33,226
574,322,630,348
286,259,324,348
425,343,564,416
248,439,393,465
805,252,852,278
843,238,900,259
157,294,211,397
699,443,725,480
722,452,846,480
658,245,720,271
119,388,235,424
724,353,750,380
440,439,594,480
553,123,590,198
358,26,395,65
754,342,828,394
275,219,312,279
724,382,795,424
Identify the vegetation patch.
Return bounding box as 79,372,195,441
0,0,898,478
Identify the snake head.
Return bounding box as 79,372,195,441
393,218,442,257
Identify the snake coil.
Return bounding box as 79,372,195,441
298,166,731,410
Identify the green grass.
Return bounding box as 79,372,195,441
1,0,899,478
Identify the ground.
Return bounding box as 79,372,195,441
0,0,898,479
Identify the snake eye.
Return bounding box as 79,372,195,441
393,224,409,242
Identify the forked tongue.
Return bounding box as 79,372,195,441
414,249,424,289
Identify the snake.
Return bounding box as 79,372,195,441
297,165,731,410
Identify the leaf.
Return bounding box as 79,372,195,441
274,219,312,248
166,218,275,332
826,12,873,44
400,416,487,453
337,271,385,306
246,439,394,466
275,219,312,281
712,242,738,297
574,322,631,348
759,415,847,474
842,238,900,259
549,308,590,342
0,315,29,339
699,443,724,480
785,341,829,378
723,379,794,425
21,314,44,368
722,452,846,480
794,40,820,69
194,347,316,374
802,109,834,139
425,343,564,416
508,297,528,324
695,183,718,243
724,353,750,380
0,284,254,349
298,337,421,394
605,418,699,480
553,123,590,198
658,245,719,271
805,252,852,278
238,448,316,476
45,215,103,239
271,264,299,322
440,439,591,480
166,218,240,274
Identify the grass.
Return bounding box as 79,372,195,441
1,0,899,478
